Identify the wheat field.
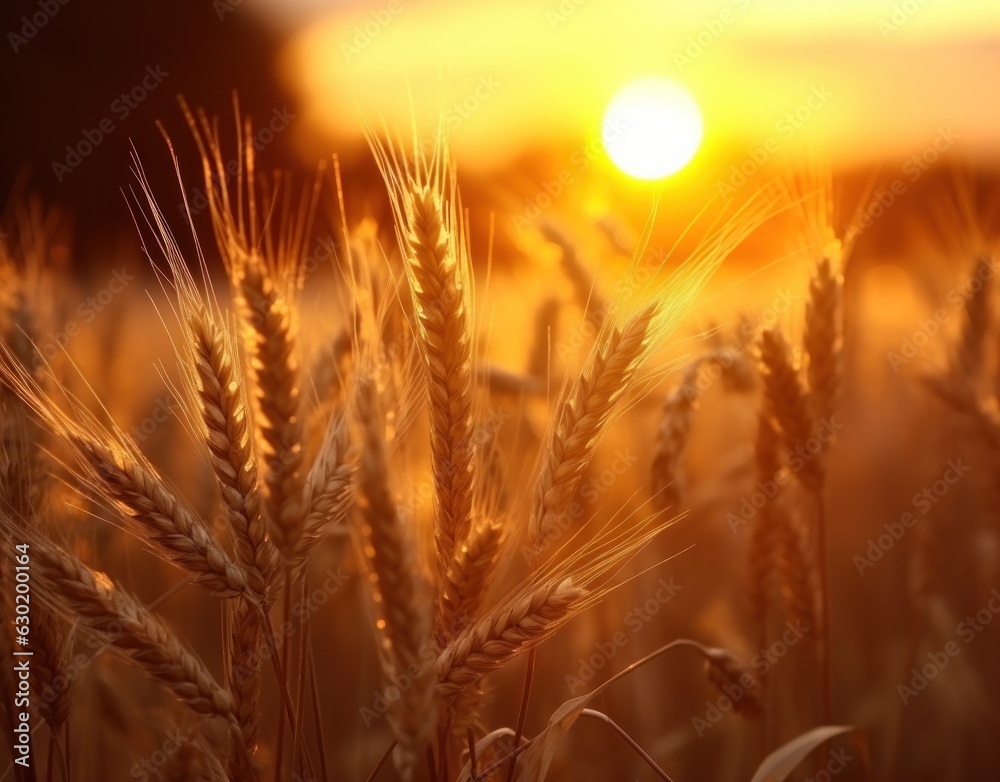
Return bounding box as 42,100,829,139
1,104,998,782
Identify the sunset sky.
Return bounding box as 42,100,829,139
262,0,1000,172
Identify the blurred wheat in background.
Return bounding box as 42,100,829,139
2,1,1000,781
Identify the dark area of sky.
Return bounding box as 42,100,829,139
1,0,295,264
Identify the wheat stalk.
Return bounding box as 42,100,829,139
747,412,783,623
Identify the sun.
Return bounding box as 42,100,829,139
602,78,704,181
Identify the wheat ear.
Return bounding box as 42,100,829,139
651,358,702,511
355,378,436,778
31,535,240,726
957,256,993,380
439,517,505,638
805,257,841,427
759,329,824,491
403,183,477,572
436,577,586,701
188,310,277,598
183,103,317,562
236,254,306,559
372,145,479,649
74,434,253,599
297,411,357,565
529,303,658,549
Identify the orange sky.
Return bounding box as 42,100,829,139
259,0,1000,172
